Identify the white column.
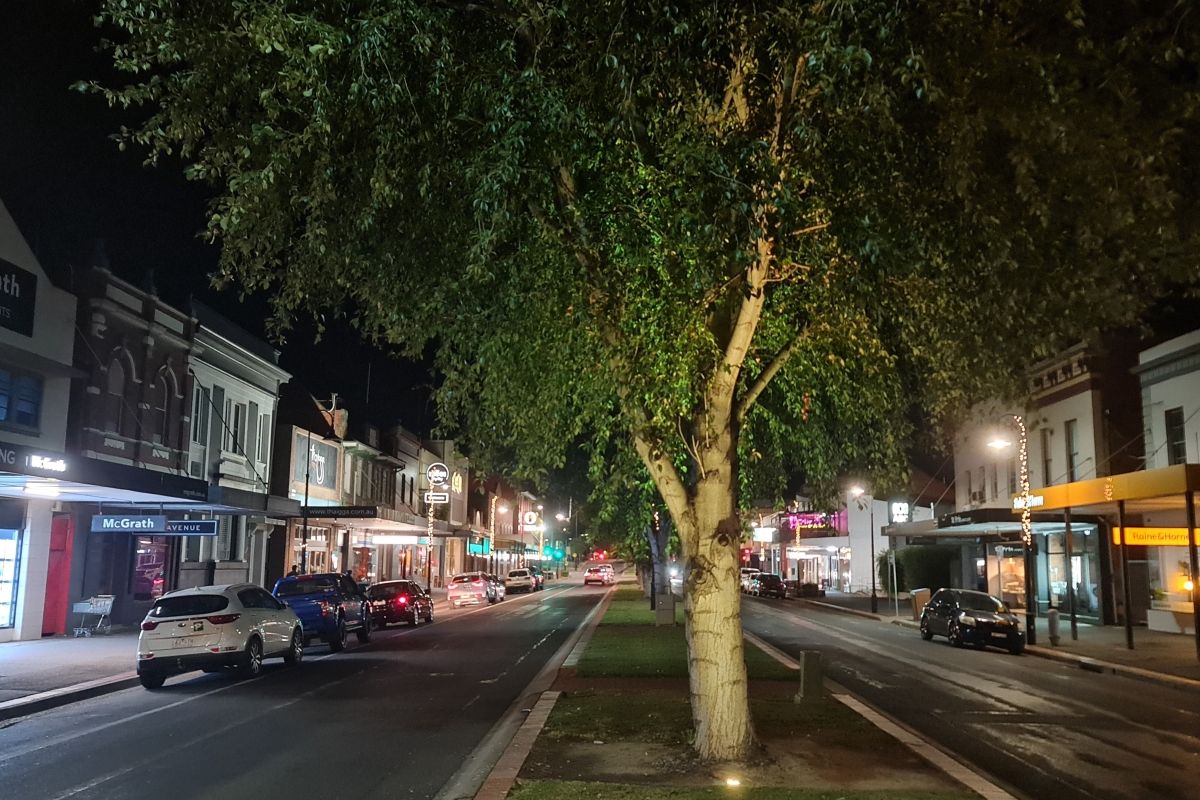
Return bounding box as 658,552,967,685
12,500,52,641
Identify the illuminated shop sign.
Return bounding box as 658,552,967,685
1112,527,1200,547
90,516,219,535
1011,494,1045,510
0,257,37,337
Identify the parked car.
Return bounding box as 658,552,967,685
583,566,614,586
487,574,507,601
751,573,787,599
739,568,760,592
448,571,496,607
136,584,303,689
505,568,535,593
529,566,546,590
919,588,1025,655
785,580,825,598
367,580,434,627
273,572,371,652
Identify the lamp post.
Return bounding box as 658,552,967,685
850,485,877,614
987,413,1037,645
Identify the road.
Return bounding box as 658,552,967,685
742,597,1200,800
0,582,605,800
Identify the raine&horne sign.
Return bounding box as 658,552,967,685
0,257,37,337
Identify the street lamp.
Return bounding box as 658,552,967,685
987,414,1037,645
850,485,877,614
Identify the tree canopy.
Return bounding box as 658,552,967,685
88,0,1198,759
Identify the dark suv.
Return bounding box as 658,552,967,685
919,588,1025,655
366,580,434,627
751,573,787,599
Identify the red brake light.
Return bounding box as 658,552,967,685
141,620,159,631
318,600,332,617
206,613,241,625
396,596,409,605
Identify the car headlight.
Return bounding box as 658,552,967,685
959,614,977,626
669,568,679,578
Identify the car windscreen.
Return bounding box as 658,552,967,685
451,574,480,584
368,584,406,598
759,574,782,585
586,568,601,574
508,570,528,577
149,594,229,618
959,593,1005,613
275,576,337,596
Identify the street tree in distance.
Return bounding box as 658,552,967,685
87,1,1197,761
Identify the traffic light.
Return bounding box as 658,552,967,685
740,548,751,563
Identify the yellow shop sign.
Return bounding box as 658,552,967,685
1112,527,1200,547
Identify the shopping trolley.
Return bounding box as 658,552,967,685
71,595,115,637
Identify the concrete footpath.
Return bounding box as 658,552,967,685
805,591,1200,686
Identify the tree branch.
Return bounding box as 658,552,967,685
735,333,804,424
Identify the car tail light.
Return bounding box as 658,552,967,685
206,613,241,625
396,596,409,605
318,600,332,617
141,620,159,631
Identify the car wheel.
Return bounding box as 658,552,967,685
919,616,934,641
356,616,372,644
139,672,166,690
240,637,264,678
328,618,347,652
284,629,304,665
948,621,964,648
408,609,419,626
425,606,434,623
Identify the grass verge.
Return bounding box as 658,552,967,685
509,781,972,800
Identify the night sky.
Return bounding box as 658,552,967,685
0,1,437,434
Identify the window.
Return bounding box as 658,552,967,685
191,386,210,445
231,403,246,453
155,369,176,444
107,359,127,434
1041,428,1054,486
1065,419,1080,481
1165,407,1187,466
0,367,43,430
989,464,998,500
1008,457,1018,496
257,414,271,463
964,471,972,501
977,467,985,499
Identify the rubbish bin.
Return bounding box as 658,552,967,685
910,587,931,621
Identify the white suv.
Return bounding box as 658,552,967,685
505,569,535,593
136,584,304,689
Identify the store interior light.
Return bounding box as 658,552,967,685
25,483,61,498
987,437,1012,449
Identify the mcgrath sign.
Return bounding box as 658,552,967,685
90,515,219,535
0,257,37,337
91,515,166,533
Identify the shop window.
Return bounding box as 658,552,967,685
132,537,168,601
0,526,20,628
1165,407,1187,466
0,367,43,431
1065,419,1080,481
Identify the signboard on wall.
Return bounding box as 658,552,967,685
293,432,339,491
90,516,219,535
1112,527,1200,547
0,257,37,337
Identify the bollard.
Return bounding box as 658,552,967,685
1047,607,1061,646
793,651,823,703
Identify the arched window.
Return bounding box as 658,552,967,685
155,368,177,444
107,358,126,434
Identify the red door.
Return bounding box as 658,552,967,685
42,515,74,636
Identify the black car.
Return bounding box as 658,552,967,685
366,580,435,627
920,588,1025,655
752,573,788,599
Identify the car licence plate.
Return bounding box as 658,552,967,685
172,636,197,649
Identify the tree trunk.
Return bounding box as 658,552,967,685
681,469,755,761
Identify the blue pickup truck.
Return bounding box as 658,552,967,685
272,573,371,652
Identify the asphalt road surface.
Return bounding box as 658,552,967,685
742,597,1200,800
0,582,605,800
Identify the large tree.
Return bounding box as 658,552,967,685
88,1,1197,760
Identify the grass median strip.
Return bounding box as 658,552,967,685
509,781,972,800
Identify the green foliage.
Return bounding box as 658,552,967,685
84,1,1199,513
896,545,960,594
878,549,907,595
